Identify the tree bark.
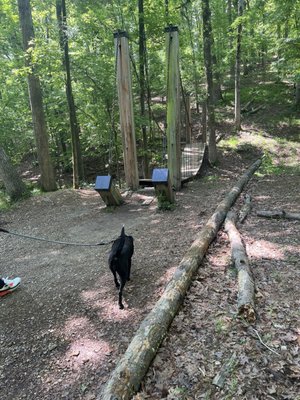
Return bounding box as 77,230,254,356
56,0,84,189
201,100,207,143
165,26,181,190
202,0,217,164
138,0,150,178
0,148,29,201
225,210,256,322
227,0,235,83
17,0,56,192
100,159,261,400
239,193,251,223
295,82,300,108
114,31,139,190
234,0,244,131
257,210,300,221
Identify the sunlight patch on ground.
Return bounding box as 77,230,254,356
64,338,110,370
97,299,138,321
40,318,112,394
247,239,285,260
80,286,138,320
64,316,91,335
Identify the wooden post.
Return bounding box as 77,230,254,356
152,168,174,204
165,25,181,191
114,31,139,190
94,176,124,207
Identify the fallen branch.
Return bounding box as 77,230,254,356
249,327,280,356
257,210,300,221
241,99,254,113
225,211,256,322
100,159,262,400
247,105,265,114
212,352,237,388
239,193,252,223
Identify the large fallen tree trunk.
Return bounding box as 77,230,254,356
257,210,300,221
100,159,262,400
225,210,256,322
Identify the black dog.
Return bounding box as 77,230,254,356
108,226,134,309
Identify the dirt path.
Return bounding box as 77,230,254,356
1,148,299,399
0,151,246,400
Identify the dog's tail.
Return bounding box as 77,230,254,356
115,225,126,257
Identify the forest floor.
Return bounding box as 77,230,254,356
1,82,300,399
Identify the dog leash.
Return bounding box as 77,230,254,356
0,227,114,247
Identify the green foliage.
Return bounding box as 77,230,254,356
0,0,299,180
258,151,300,177
0,190,11,211
157,192,175,211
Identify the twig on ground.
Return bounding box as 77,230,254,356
249,327,280,356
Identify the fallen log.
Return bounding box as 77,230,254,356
239,193,252,223
256,210,300,221
225,211,256,322
100,159,262,400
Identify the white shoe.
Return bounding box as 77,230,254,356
0,277,21,297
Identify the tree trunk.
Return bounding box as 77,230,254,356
183,8,201,113
165,26,181,190
138,0,150,178
225,210,256,322
227,0,235,83
17,0,56,192
234,0,244,131
56,0,84,189
0,148,29,201
202,0,217,164
100,159,262,400
295,82,300,108
201,100,207,143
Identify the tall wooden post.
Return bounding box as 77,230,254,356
165,25,181,191
114,31,139,190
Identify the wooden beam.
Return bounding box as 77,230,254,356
165,25,181,191
114,31,139,190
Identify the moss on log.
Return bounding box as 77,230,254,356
100,159,261,400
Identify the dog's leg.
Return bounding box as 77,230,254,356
111,269,120,288
118,276,126,309
127,259,131,281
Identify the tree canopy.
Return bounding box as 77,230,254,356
0,0,299,187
